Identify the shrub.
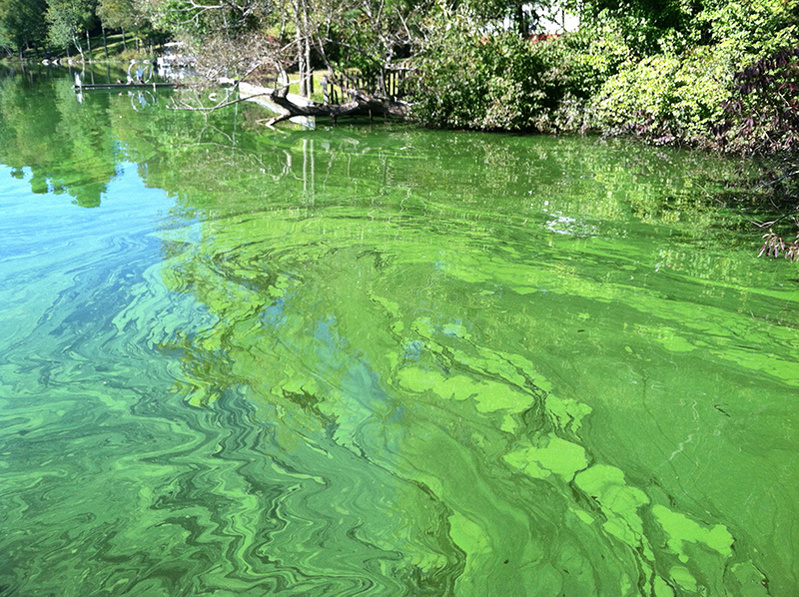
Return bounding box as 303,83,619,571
591,46,733,145
718,47,799,153
409,11,557,131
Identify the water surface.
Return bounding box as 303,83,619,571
1,69,797,596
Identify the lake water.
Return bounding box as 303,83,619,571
1,67,798,596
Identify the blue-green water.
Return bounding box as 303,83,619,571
0,68,798,596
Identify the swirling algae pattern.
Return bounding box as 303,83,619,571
1,74,798,596
147,203,786,596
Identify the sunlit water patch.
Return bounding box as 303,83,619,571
1,71,798,596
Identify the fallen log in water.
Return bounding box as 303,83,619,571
238,81,409,127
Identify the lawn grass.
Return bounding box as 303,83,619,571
4,31,160,63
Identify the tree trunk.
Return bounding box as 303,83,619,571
515,1,529,37
290,0,314,98
295,20,307,97
102,26,109,61
73,34,85,62
238,83,408,126
302,0,313,97
122,28,127,52
86,31,92,59
304,34,313,96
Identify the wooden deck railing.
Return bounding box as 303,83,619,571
321,68,410,105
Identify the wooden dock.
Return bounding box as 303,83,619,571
72,83,175,90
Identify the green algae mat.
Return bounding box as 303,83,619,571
0,71,797,596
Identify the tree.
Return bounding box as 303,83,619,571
140,0,273,40
0,0,48,57
446,0,556,37
286,0,315,97
145,0,432,101
46,0,97,59
97,0,135,48
407,2,570,130
697,0,799,57
97,0,134,29
578,0,698,56
323,0,430,91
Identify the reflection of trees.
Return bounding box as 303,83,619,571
114,109,759,286
0,69,122,207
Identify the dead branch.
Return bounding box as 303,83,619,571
260,87,408,125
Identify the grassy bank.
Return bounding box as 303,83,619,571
0,31,162,64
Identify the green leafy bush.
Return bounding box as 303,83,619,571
409,11,556,131
526,25,631,133
591,46,733,145
697,0,799,56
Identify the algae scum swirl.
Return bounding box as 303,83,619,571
0,70,797,596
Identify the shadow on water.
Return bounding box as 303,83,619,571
1,69,798,596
